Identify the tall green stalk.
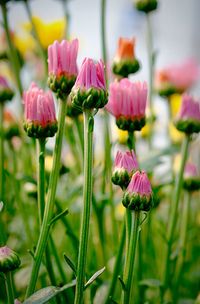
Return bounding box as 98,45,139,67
4,272,15,304
37,139,46,226
74,110,94,304
162,135,190,296
1,3,23,97
122,211,140,304
26,99,67,297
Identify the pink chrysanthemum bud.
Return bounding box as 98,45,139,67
122,171,153,211
106,78,148,131
47,39,79,99
0,76,14,103
4,110,20,140
112,150,139,189
175,94,200,134
112,37,140,78
183,162,200,192
71,58,108,110
134,0,158,13
23,82,58,138
155,59,199,97
0,246,20,273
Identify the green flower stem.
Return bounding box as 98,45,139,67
173,191,191,302
23,0,48,76
1,3,23,97
74,117,84,165
162,135,190,295
4,272,15,304
37,138,46,226
26,98,67,297
127,131,135,151
74,110,94,304
122,211,140,304
0,102,6,245
105,220,126,304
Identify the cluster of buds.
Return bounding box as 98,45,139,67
155,59,199,98
47,39,78,99
106,79,147,132
0,246,20,273
0,76,14,103
71,58,108,110
23,82,58,138
183,163,200,192
133,0,158,13
112,150,153,211
112,37,140,78
174,94,200,134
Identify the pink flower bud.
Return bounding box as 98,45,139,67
0,75,14,103
48,39,79,98
122,171,153,211
183,162,200,192
0,246,21,273
71,58,108,110
112,150,139,189
23,82,58,138
106,78,147,131
175,94,200,134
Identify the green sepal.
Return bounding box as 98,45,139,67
66,96,82,117
122,191,153,211
0,247,21,273
112,58,140,78
24,121,58,138
116,116,146,132
0,89,14,103
5,125,20,140
183,178,200,192
48,73,76,100
134,0,158,13
112,169,131,190
157,86,183,98
175,119,200,134
71,87,108,110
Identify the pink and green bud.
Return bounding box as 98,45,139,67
134,0,158,13
155,59,199,97
47,39,79,99
0,246,20,273
4,110,20,140
106,79,147,131
112,37,140,78
23,82,58,138
112,150,139,189
183,162,200,192
174,94,200,134
122,171,153,211
0,76,14,103
71,58,108,110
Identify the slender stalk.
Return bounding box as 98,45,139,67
1,3,23,96
4,272,15,304
162,135,190,296
74,110,94,304
74,117,84,165
173,191,191,302
23,0,48,75
37,138,46,226
26,98,67,297
122,211,140,304
105,220,126,303
127,131,135,151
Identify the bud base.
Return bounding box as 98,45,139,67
24,121,58,138
71,87,108,110
48,74,76,99
112,58,140,78
116,116,146,132
122,192,153,211
175,119,200,134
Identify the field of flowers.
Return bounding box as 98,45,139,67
0,0,200,303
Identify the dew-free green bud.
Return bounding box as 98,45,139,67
0,246,20,273
0,76,14,103
183,163,200,192
134,0,158,13
122,171,153,211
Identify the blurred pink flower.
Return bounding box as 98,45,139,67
184,163,198,179
177,94,200,122
0,75,9,89
114,150,138,173
127,171,152,197
48,39,78,77
156,59,199,94
74,58,106,91
106,78,147,119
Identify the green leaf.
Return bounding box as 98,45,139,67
118,276,126,291
49,207,69,227
139,278,163,288
23,280,76,304
63,254,77,276
84,267,106,290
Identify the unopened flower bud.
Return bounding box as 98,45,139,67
71,58,108,110
112,150,138,189
134,0,158,13
183,163,200,192
0,76,14,103
122,171,153,211
0,246,20,273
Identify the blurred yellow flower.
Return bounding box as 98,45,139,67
45,155,53,173
13,34,36,57
169,94,182,118
116,202,125,219
24,17,66,50
116,127,128,145
141,123,151,138
173,153,181,174
169,122,183,144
